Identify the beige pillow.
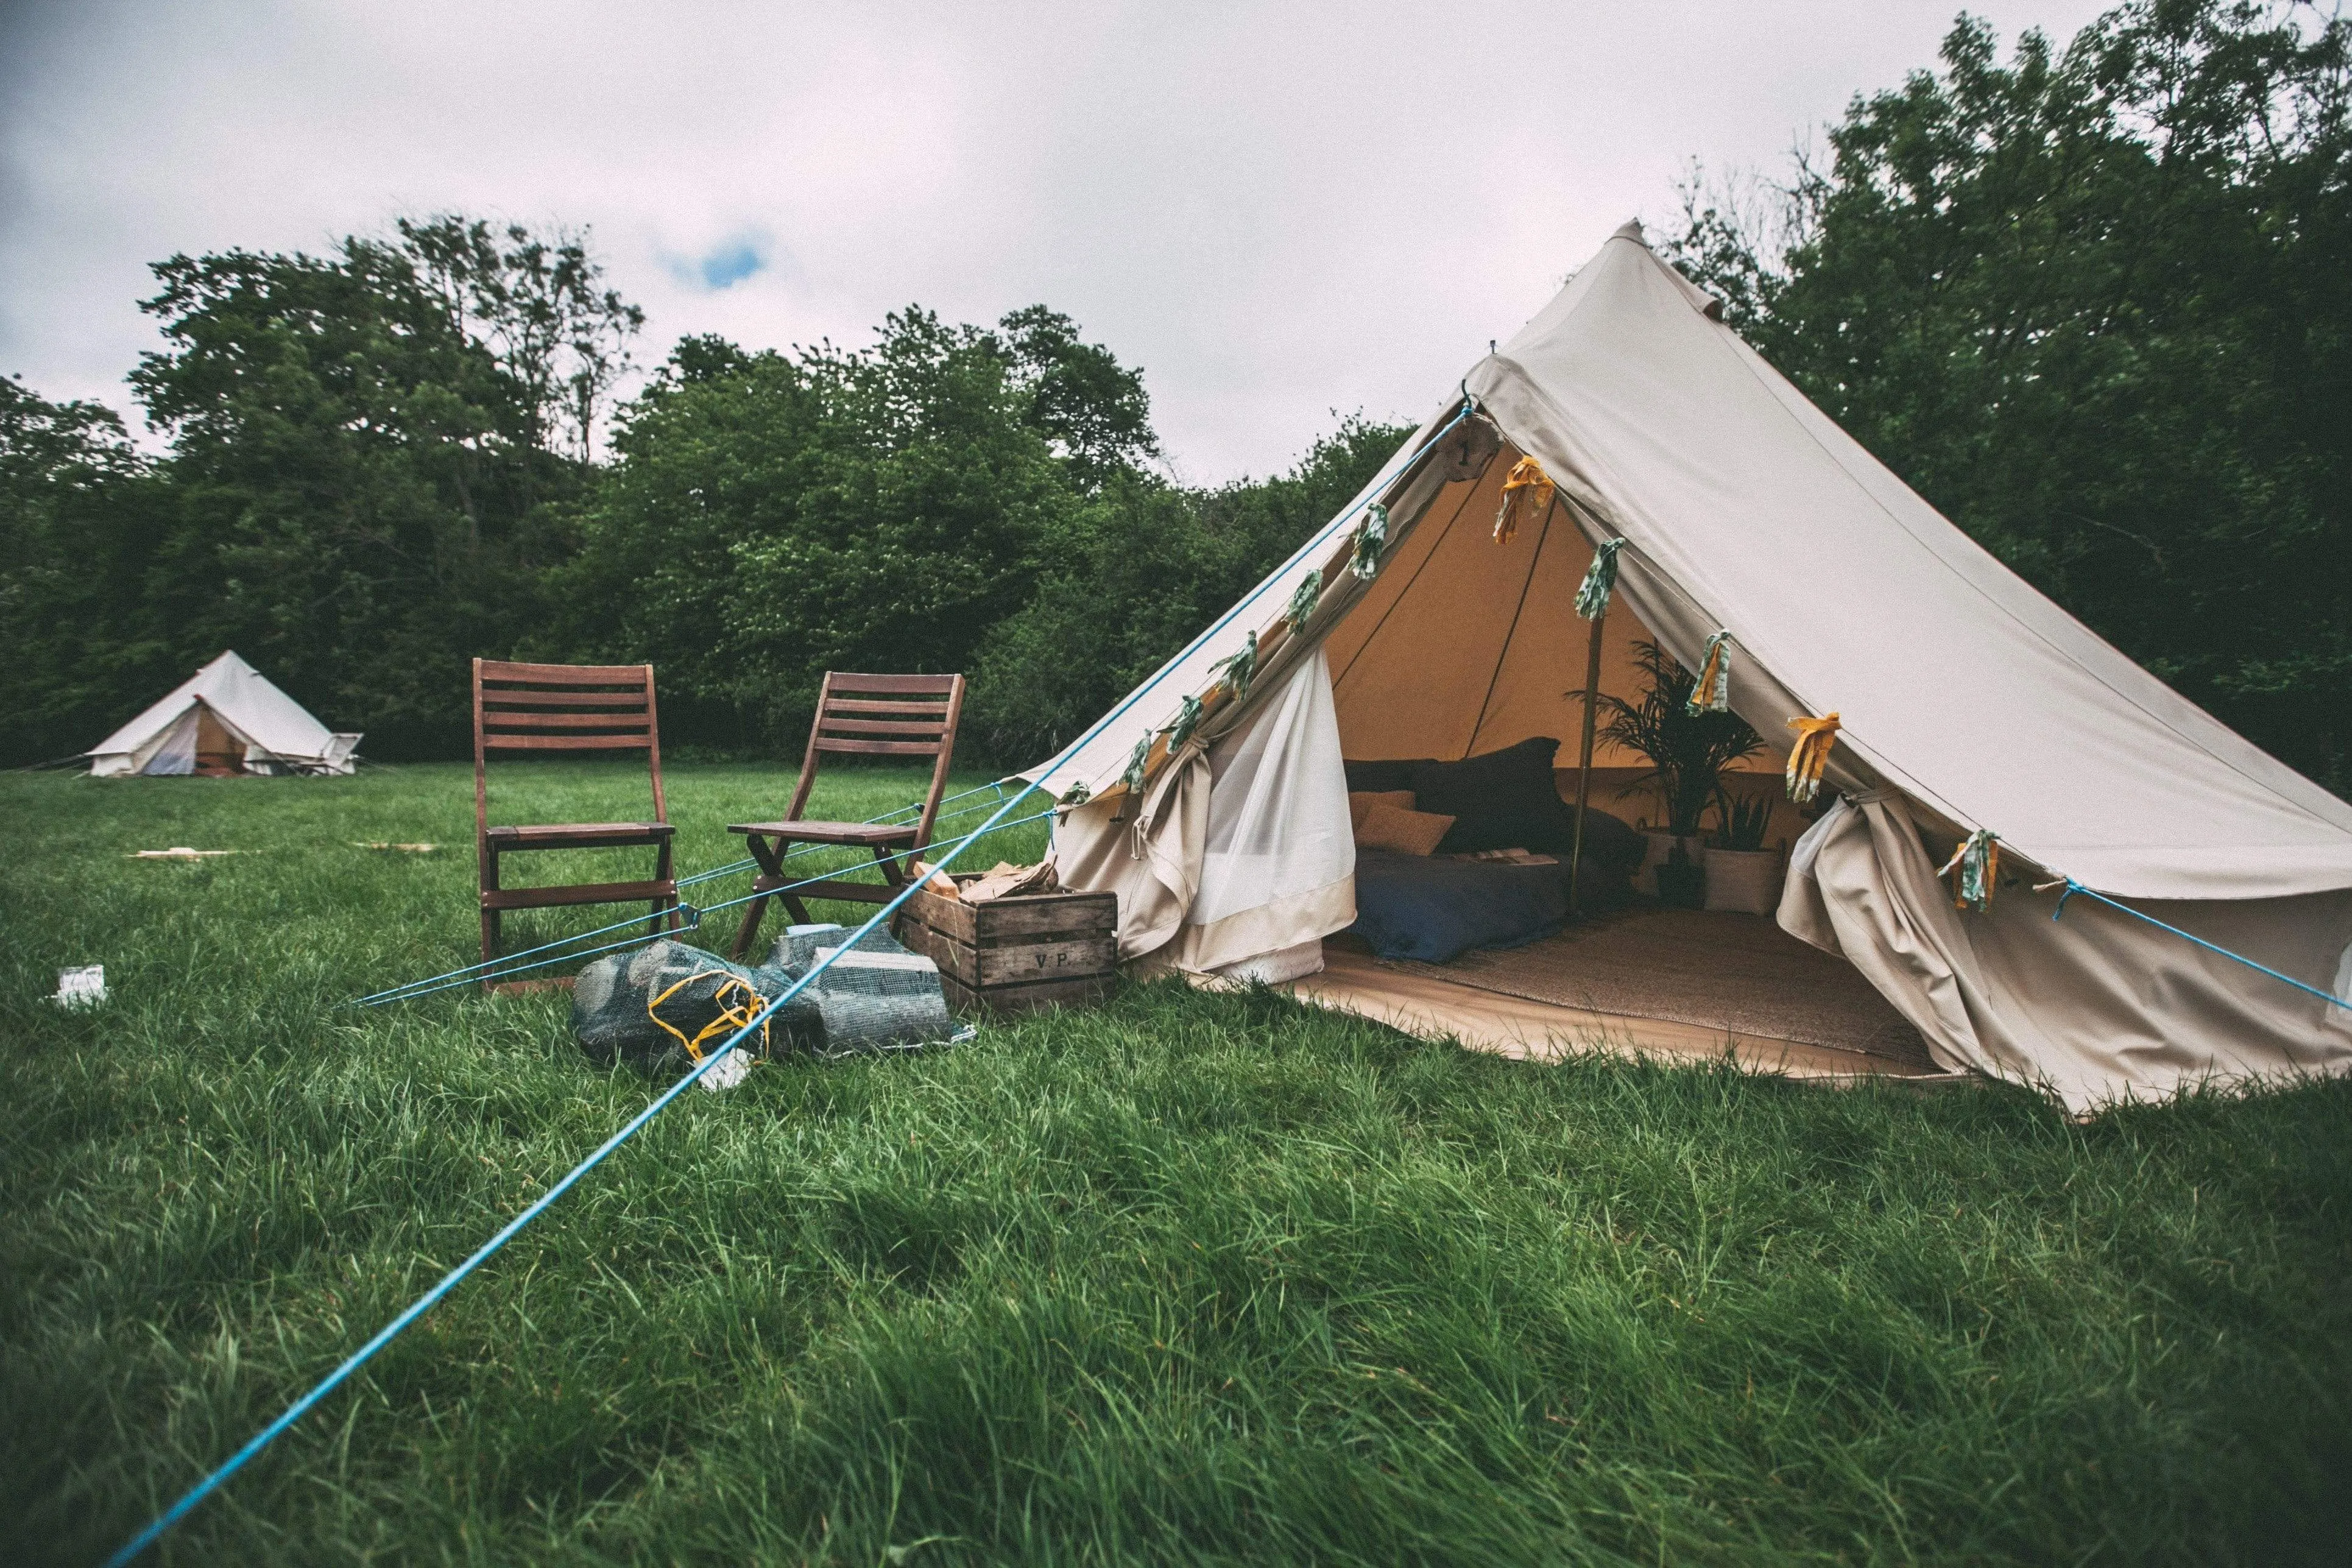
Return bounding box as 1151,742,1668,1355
1348,789,1416,831
1355,800,1456,856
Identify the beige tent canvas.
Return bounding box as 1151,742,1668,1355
1026,221,2352,1112
88,651,360,777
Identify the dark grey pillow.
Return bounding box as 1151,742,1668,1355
1343,757,1434,794
1408,737,1641,872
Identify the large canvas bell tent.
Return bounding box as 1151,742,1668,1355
87,651,359,777
1028,221,2352,1111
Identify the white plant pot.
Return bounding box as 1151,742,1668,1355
1634,832,1704,897
1703,846,1785,915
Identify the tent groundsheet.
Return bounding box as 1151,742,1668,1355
1029,221,2352,1112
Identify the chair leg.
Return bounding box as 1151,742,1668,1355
732,832,786,960
730,889,769,962
872,845,910,938
479,846,501,988
649,837,675,939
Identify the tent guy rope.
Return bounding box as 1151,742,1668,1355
106,790,1043,1567
2044,877,2352,1011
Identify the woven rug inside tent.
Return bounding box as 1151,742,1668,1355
1379,906,1935,1067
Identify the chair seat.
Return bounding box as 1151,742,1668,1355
728,819,919,845
486,821,674,849
482,878,677,911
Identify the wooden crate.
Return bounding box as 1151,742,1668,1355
898,880,1118,1015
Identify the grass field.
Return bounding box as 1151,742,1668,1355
3,762,2349,1566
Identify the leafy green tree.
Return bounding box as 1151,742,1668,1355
559,310,1099,747
122,219,632,754
394,214,644,468
1664,0,2352,789
0,376,175,763
990,305,1160,487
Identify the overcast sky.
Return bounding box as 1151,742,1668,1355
2,0,2117,483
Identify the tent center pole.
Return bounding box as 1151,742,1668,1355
1567,604,1606,916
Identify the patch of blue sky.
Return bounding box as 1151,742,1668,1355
663,235,769,292
697,239,764,289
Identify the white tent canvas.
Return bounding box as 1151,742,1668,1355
1030,222,2352,1112
88,651,359,777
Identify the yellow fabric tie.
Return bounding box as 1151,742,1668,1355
1689,631,1732,714
1784,712,1841,803
1492,456,1554,543
647,970,772,1064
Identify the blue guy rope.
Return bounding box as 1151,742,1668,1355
105,791,1042,1567
2050,878,2352,1011
106,400,1480,1566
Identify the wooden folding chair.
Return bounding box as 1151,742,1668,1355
725,672,966,959
474,659,680,987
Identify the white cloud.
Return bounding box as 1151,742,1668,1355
0,0,2119,478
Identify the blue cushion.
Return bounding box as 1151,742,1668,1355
1348,850,1574,962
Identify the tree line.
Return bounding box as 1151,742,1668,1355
4,0,2345,789
0,213,1402,768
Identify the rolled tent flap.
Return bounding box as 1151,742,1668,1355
137,707,202,776
1156,649,1355,975
1053,651,1355,972
1052,747,1209,964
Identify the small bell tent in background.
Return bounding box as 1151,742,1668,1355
86,651,359,777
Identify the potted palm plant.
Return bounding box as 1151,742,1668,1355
1573,640,1764,908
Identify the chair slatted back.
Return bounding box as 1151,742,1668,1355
788,672,966,849
473,659,667,838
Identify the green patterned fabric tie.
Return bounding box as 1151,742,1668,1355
1575,537,1626,620
1165,693,1205,752
1287,569,1323,636
1351,504,1389,580
1686,630,1732,715
1210,630,1259,704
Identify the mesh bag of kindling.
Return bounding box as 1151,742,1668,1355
570,939,794,1069
571,926,962,1070
763,923,964,1057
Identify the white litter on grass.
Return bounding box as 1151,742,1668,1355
697,1049,752,1093
53,966,107,1009
352,842,438,853
129,847,241,860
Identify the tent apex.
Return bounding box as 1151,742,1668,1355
1611,218,1647,244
